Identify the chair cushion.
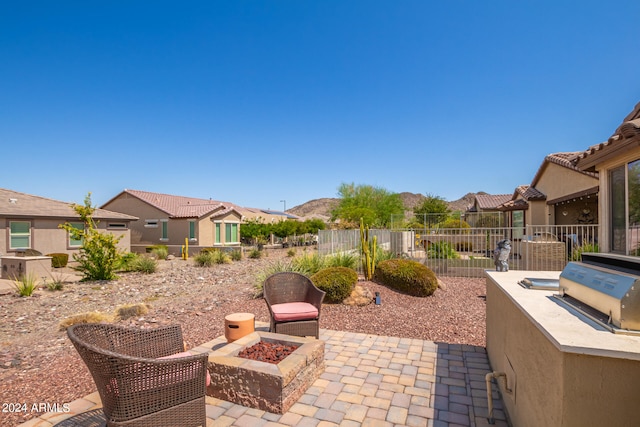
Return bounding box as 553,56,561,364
159,351,211,386
271,302,319,322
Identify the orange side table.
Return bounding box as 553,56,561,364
224,312,255,342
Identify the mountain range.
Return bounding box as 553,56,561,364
287,192,484,219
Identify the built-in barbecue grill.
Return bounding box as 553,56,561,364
556,252,640,335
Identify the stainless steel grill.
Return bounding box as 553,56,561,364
556,252,640,335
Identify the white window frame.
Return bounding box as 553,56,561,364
9,220,31,250
160,219,169,241
145,219,159,228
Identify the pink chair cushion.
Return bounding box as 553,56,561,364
271,302,319,322
159,351,211,387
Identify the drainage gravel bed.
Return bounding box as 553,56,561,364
0,248,486,426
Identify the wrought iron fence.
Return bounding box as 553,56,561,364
319,224,599,277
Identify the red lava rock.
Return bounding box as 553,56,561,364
237,341,299,364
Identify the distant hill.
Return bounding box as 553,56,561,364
288,192,482,219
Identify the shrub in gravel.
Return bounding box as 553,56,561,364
115,303,150,320
47,253,69,268
324,252,359,270
133,256,158,273
58,311,114,331
373,259,438,297
248,248,262,259
310,267,358,303
195,250,231,266
230,249,242,261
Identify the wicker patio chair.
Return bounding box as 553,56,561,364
67,323,208,427
263,272,326,338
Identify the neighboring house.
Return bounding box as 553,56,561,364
101,189,245,254
0,188,136,256
576,101,640,255
498,152,599,228
465,193,511,226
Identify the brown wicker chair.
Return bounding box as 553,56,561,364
263,272,326,338
67,323,208,427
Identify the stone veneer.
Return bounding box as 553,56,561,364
195,331,324,414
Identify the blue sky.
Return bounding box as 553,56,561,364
2,1,639,211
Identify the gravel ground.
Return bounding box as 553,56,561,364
0,248,487,426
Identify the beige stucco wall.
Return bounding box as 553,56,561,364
103,195,171,246
594,145,640,252
1,217,130,256
528,163,599,226
486,272,640,427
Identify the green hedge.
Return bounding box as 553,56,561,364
373,259,438,297
310,267,358,303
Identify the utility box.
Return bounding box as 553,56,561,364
1,255,52,281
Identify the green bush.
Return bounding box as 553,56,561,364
427,241,460,259
248,248,262,259
150,246,168,260
310,267,358,303
133,256,157,274
117,252,140,272
571,243,599,261
194,250,231,266
292,253,325,275
48,253,69,268
439,218,471,234
324,252,359,269
13,273,39,297
373,259,438,297
230,249,242,261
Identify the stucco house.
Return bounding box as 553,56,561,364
465,193,512,226
577,101,640,255
498,152,599,228
0,188,136,256
101,189,249,255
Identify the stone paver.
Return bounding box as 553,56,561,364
18,328,509,426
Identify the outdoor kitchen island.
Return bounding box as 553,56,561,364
485,268,640,427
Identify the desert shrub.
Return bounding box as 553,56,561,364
439,218,471,234
115,303,150,320
571,243,599,261
427,241,460,259
287,248,296,257
150,245,168,260
373,259,438,297
48,253,69,268
375,248,398,263
292,253,325,275
117,252,140,272
44,273,65,291
248,248,262,259
60,194,123,281
253,260,308,297
58,311,114,331
310,267,358,303
230,249,242,261
133,256,157,274
13,273,39,297
193,251,216,267
324,252,359,270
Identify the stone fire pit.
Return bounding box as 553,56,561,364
204,331,324,413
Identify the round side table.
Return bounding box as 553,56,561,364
224,312,255,342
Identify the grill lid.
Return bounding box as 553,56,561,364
558,253,640,334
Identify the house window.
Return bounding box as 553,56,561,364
225,223,238,244
512,210,524,240
68,222,84,247
189,221,196,241
145,220,158,228
161,220,168,241
610,159,640,255
107,223,127,229
9,221,31,249
215,223,221,244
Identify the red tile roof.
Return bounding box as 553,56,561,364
123,189,232,218
531,152,598,187
474,194,512,210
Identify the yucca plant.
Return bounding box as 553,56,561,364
13,273,39,297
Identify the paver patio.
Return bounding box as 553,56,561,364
18,326,508,427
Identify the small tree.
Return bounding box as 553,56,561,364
60,193,123,281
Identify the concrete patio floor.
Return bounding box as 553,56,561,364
18,327,509,427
